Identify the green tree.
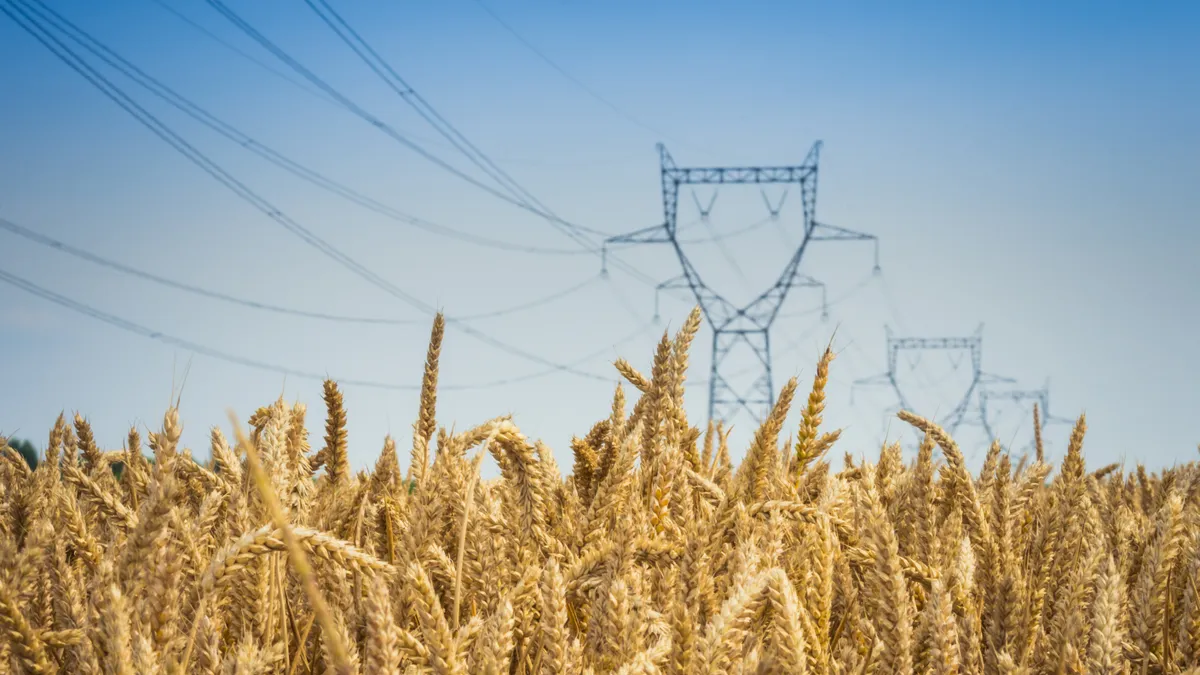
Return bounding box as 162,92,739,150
6,438,39,471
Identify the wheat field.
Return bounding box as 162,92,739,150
1,307,1198,674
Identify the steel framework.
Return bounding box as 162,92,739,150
603,142,880,426
853,324,1015,437
974,383,1074,453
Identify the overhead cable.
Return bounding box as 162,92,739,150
0,217,601,324
144,0,334,105
0,266,654,391
21,0,590,257
203,0,596,240
146,0,639,170
0,0,610,382
301,0,565,228
468,0,685,147
204,0,666,291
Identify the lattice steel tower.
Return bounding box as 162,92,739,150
976,383,1074,454
853,325,1015,437
603,142,880,427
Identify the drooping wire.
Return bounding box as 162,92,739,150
143,0,335,105
203,0,597,244
291,0,695,315
0,217,601,324
689,190,751,289
0,266,655,391
776,271,875,319
300,0,559,227
145,0,645,170
834,331,900,446
203,0,566,228
673,216,775,245
19,0,590,257
202,0,665,292
0,0,610,383
0,266,419,389
467,0,692,149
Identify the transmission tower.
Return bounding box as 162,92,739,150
853,324,1015,437
602,142,880,427
975,383,1074,454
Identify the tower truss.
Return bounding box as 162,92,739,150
603,142,880,426
853,324,1015,437
975,383,1074,454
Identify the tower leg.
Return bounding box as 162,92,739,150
709,329,774,427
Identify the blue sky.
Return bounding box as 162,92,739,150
1,0,1197,475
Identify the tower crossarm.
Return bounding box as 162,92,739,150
601,223,672,278
664,164,818,185
808,221,877,241
605,223,672,246
890,336,981,351
653,275,692,322
810,221,882,272
979,385,1074,431
978,373,1018,386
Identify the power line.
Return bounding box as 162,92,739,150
0,216,601,325
285,0,701,314
1,0,611,383
301,0,565,229
144,0,335,105
778,272,875,319
0,266,416,390
0,266,653,391
674,215,773,245
203,0,596,240
689,190,752,290
203,0,668,293
301,0,679,315
685,315,833,389
202,0,558,227
23,0,591,257
146,0,644,170
467,0,696,151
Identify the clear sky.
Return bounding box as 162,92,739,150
2,0,1197,475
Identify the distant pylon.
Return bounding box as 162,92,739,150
975,383,1074,455
602,142,880,427
853,324,1015,438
